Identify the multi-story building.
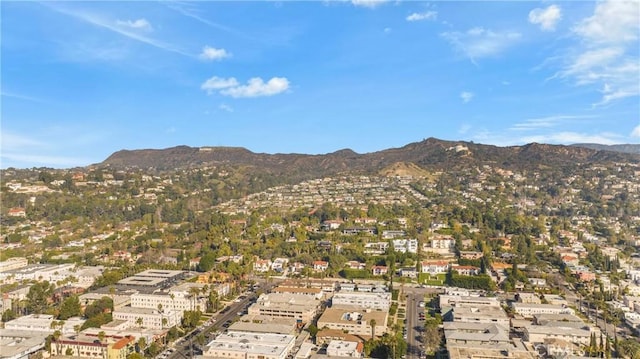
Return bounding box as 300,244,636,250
51,333,135,359
326,340,364,358
112,307,178,330
331,292,391,311
317,306,388,338
247,293,320,323
204,331,296,359
511,303,574,319
0,257,28,272
392,239,418,254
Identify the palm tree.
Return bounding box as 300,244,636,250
136,317,144,329
158,303,164,329
73,324,81,358
369,319,377,340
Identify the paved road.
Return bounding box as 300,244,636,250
404,292,424,359
168,281,278,359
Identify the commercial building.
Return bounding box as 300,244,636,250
511,303,574,319
230,315,298,335
204,331,296,359
0,329,48,359
247,293,320,323
331,292,391,311
0,257,28,272
4,314,85,335
317,306,388,338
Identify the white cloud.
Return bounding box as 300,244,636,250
351,0,388,8
221,77,290,98
631,124,640,138
574,0,639,44
510,115,595,131
406,11,437,22
201,76,239,94
441,27,521,62
1,131,44,150
46,4,190,56
384,27,392,33
201,76,290,98
519,131,622,145
116,18,153,31
552,0,640,104
458,124,472,134
460,91,474,103
199,46,231,61
219,103,234,112
528,5,562,31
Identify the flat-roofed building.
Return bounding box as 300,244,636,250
79,293,131,310
4,314,85,335
0,257,28,272
446,341,536,359
443,322,510,345
516,293,541,304
134,269,184,279
272,286,323,300
230,315,298,335
326,340,364,358
130,283,207,312
449,305,509,326
331,292,391,311
439,295,500,309
204,331,296,359
0,329,48,359
0,263,75,283
317,306,388,338
523,323,597,346
112,307,179,330
247,293,320,323
511,303,574,319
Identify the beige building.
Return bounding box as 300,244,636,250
51,333,135,359
317,305,388,338
247,293,320,323
511,303,574,319
331,292,391,311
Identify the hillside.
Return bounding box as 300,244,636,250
101,138,640,183
571,143,640,155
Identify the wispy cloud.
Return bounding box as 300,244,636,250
351,0,389,9
441,27,521,63
406,11,437,22
1,91,49,104
219,104,234,112
528,5,562,31
510,115,595,131
551,0,639,105
1,131,45,150
199,46,231,61
165,2,254,41
631,124,640,138
458,124,472,134
519,131,622,145
202,76,290,98
460,91,474,103
116,18,153,31
45,3,192,57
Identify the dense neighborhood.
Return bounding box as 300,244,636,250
1,154,640,359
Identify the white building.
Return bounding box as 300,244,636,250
511,303,574,319
0,257,28,272
326,340,364,357
392,239,418,254
204,331,296,359
331,292,391,311
112,307,179,330
317,306,388,338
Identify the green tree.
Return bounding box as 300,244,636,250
26,281,54,314
59,295,82,320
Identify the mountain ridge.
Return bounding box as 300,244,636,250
100,138,640,183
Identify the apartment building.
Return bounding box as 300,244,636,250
247,293,320,323
331,292,391,311
112,307,179,330
317,306,388,338
511,303,574,319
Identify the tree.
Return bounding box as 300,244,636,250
59,295,82,320
369,319,377,339
136,317,144,329
26,281,54,314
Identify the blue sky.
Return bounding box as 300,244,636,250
2,0,639,169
